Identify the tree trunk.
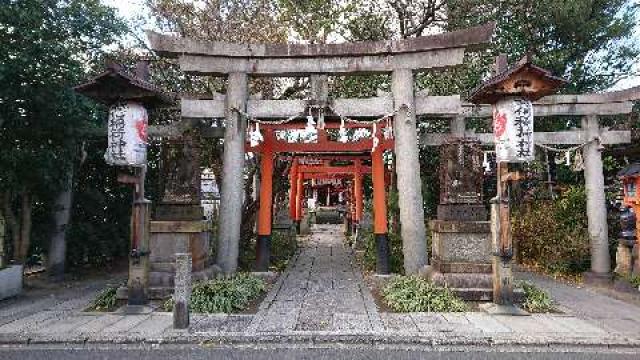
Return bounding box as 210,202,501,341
1,192,20,262
17,191,32,262
48,167,74,281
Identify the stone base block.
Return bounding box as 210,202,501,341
430,220,492,265
148,221,210,289
118,264,220,300
0,265,23,300
615,243,633,276
583,271,613,287
437,204,488,222
431,259,492,274
427,270,493,289
426,268,494,301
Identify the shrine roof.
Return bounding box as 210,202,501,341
618,163,640,178
468,57,567,104
147,23,495,59
74,63,174,107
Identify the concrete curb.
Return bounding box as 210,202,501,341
1,331,639,349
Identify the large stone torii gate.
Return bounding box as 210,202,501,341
147,23,638,278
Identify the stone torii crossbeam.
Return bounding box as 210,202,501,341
147,23,638,278
148,24,501,275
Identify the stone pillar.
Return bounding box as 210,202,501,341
450,115,465,137
582,115,612,283
311,74,329,97
372,147,390,274
256,149,274,271
173,252,192,329
217,72,248,274
391,69,427,274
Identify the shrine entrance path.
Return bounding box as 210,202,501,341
246,224,383,333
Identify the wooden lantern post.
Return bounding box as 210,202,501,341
469,55,567,314
74,61,173,306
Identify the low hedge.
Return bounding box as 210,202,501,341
382,275,468,312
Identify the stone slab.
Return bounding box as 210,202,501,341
130,314,172,337
101,315,151,334
464,312,511,333
380,313,419,333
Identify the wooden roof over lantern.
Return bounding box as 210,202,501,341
468,55,568,104
74,62,174,108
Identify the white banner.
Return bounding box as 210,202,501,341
105,102,148,166
493,97,535,163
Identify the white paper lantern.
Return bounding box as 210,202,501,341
492,97,534,163
105,102,148,166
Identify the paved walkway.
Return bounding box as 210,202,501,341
517,272,640,335
245,224,382,333
0,224,639,350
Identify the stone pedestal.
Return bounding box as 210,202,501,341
147,219,217,299
427,220,493,301
615,242,633,276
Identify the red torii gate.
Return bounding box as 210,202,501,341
247,120,393,273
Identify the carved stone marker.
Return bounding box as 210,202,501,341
427,140,493,300
173,252,192,329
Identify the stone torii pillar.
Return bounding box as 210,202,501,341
256,147,274,271
392,69,428,274
217,72,248,274
582,114,611,283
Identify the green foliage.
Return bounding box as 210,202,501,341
512,185,591,275
447,0,639,92
88,286,119,312
162,297,175,312
270,231,298,272
188,274,267,314
519,281,555,313
277,0,359,43
0,0,126,262
362,229,404,274
382,275,468,312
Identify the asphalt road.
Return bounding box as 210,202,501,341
1,343,639,360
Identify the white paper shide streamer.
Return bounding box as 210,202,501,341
105,102,148,166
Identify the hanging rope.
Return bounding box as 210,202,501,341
534,137,599,153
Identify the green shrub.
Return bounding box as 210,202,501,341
512,185,590,275
188,274,266,313
382,275,468,312
88,287,119,312
519,281,555,313
270,231,297,272
627,275,640,289
362,230,404,274
162,297,175,312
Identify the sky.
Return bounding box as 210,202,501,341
102,0,640,92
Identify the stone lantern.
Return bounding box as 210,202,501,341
469,55,567,314
617,163,640,275
74,61,174,306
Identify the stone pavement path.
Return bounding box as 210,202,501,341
1,227,640,347
519,272,640,335
245,224,382,334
